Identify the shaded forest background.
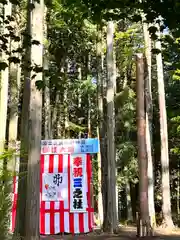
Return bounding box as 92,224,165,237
1,0,180,239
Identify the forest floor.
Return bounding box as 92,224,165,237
40,226,180,240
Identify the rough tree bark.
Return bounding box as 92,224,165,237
8,8,21,171
136,53,151,236
155,24,174,228
96,25,104,226
78,66,82,138
142,19,156,228
106,21,117,233
14,0,31,237
25,0,44,239
0,1,12,153
43,7,52,140
126,182,133,221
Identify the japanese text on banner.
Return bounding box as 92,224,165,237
70,155,87,212
41,138,99,154
42,173,67,201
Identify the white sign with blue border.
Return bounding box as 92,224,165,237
41,138,99,154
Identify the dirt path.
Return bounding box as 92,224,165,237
40,226,180,240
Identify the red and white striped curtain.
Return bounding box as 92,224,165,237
11,153,94,234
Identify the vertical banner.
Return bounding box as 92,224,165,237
70,154,87,212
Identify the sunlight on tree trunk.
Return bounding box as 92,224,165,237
96,127,103,226
8,8,21,170
78,66,82,138
96,25,104,227
106,21,117,233
136,53,151,236
14,0,31,236
43,7,52,140
142,19,156,228
155,24,174,229
25,0,44,238
8,55,21,175
44,70,51,139
0,1,12,154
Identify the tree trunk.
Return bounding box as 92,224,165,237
43,6,52,140
106,21,117,233
87,94,91,137
136,53,151,236
126,182,133,222
0,1,12,153
177,163,180,221
64,65,69,138
52,91,59,138
8,17,21,171
14,0,31,236
142,20,156,228
96,25,105,227
155,25,174,228
44,75,51,139
25,0,44,239
8,60,21,189
96,127,103,226
78,66,82,138
177,159,180,221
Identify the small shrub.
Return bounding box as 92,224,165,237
0,150,16,240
